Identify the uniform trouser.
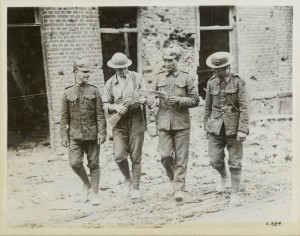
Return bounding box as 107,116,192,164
113,112,145,190
158,128,190,192
208,124,243,192
69,139,100,193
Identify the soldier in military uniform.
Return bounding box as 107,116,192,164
150,48,200,202
204,51,250,206
60,57,107,205
102,52,147,201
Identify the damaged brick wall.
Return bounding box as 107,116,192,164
41,7,104,151
236,6,292,116
138,6,198,87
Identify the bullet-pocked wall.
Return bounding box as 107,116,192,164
38,6,293,151
236,6,293,116
41,7,105,150
138,6,198,88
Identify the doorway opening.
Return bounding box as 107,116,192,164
7,8,49,147
197,6,232,99
99,7,138,81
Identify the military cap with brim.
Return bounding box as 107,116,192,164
162,48,182,60
73,58,90,71
206,51,234,69
107,52,132,68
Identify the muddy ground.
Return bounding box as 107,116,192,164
5,106,294,230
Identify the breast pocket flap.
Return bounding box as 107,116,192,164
84,94,96,100
210,90,219,95
67,94,78,101
157,81,167,87
174,81,187,88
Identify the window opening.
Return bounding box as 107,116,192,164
99,7,138,81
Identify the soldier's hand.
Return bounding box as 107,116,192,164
204,131,209,139
114,104,128,115
237,131,247,142
131,100,141,109
169,96,180,105
97,138,106,145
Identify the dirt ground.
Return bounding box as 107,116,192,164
5,106,294,229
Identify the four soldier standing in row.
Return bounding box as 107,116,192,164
60,49,249,206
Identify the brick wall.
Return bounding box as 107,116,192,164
138,6,198,87
40,6,293,150
236,6,292,99
236,6,292,117
41,7,104,151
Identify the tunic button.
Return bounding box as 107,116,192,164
170,107,172,109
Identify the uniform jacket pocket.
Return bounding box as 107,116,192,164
84,94,96,110
225,88,238,105
67,94,78,108
174,80,187,96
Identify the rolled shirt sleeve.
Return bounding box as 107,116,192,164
102,80,115,114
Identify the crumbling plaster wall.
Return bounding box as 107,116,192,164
138,6,198,87
236,6,292,116
41,7,104,151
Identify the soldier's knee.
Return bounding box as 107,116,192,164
115,155,127,163
69,159,82,170
160,155,171,164
209,158,223,169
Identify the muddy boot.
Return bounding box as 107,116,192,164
230,192,242,206
174,191,184,202
90,190,101,205
165,179,174,197
215,176,229,193
131,189,141,201
161,156,174,180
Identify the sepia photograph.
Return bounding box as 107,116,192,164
1,0,299,235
